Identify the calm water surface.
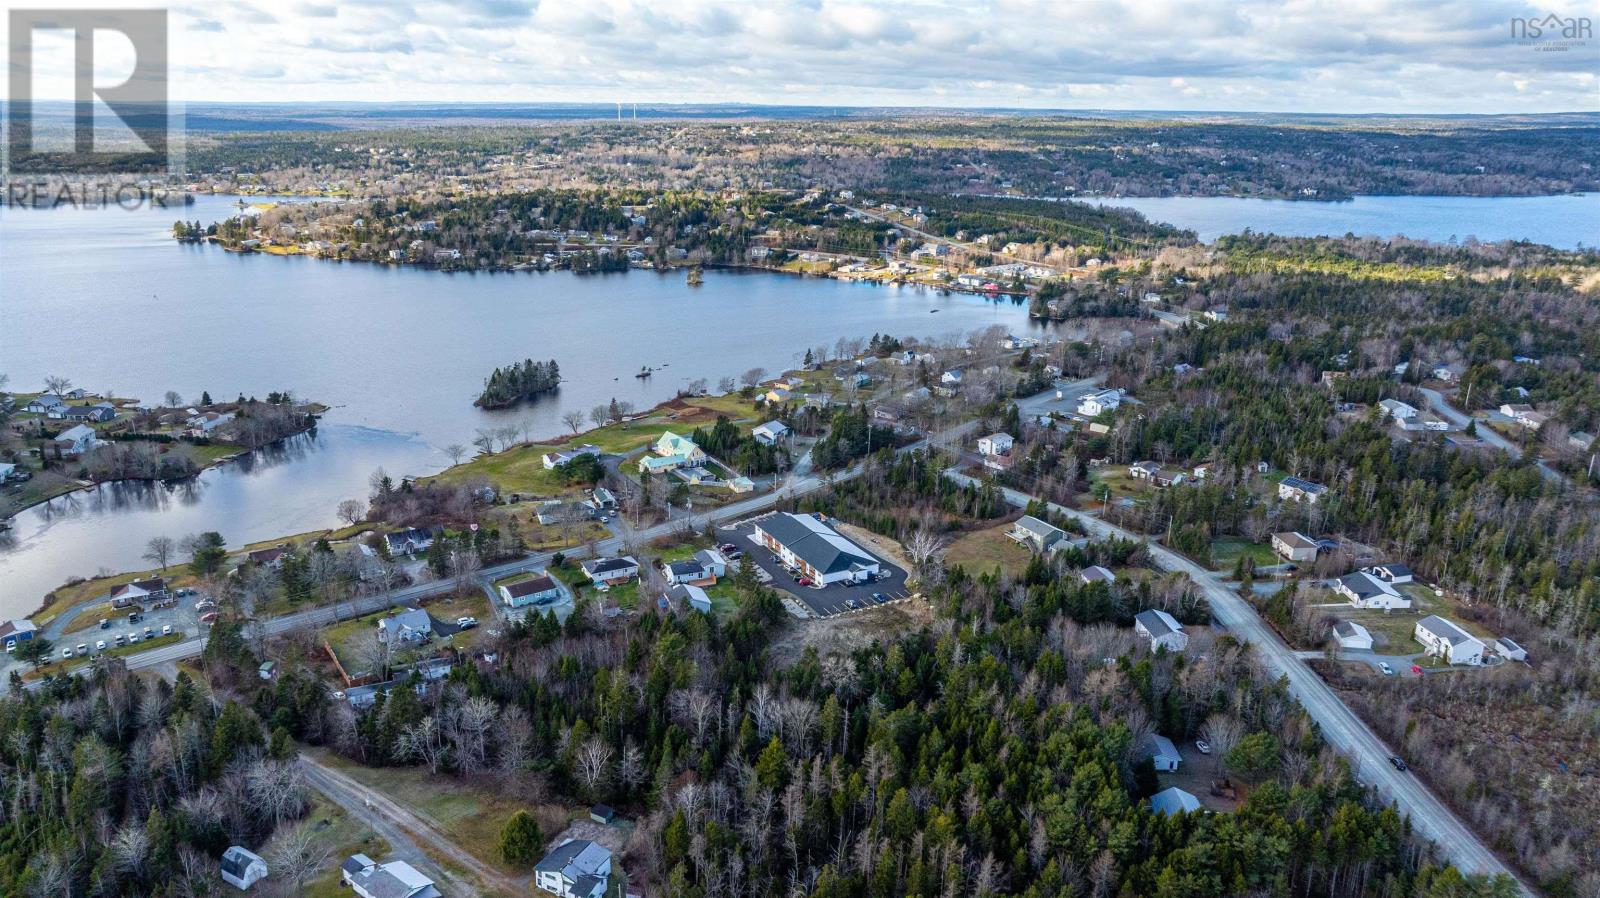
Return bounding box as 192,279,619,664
0,195,1040,610
1084,193,1599,249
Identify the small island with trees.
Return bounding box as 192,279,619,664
474,358,562,409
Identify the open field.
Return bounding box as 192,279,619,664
300,797,392,898
945,524,1032,578
1211,538,1278,570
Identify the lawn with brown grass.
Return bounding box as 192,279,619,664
944,525,1034,579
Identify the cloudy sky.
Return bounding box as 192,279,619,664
10,0,1599,112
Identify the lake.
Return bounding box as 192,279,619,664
0,195,1040,610
1083,193,1599,249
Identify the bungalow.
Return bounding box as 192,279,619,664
1204,307,1229,322
52,423,101,456
377,608,433,646
728,476,756,493
537,500,594,526
669,583,713,614
542,444,602,470
1379,398,1418,421
1077,389,1122,417
535,839,613,898
1271,531,1321,563
1191,463,1213,479
186,411,235,435
940,370,964,387
1129,460,1162,481
977,432,1014,458
1414,615,1485,665
589,486,618,510
581,556,640,587
1432,363,1465,382
499,573,564,608
1333,620,1374,651
1134,609,1188,652
752,421,791,446
64,402,117,422
753,512,881,585
1141,734,1182,772
25,395,68,416
639,454,688,474
220,846,269,891
1493,637,1528,662
1498,403,1548,430
341,855,441,898
1278,476,1328,504
763,387,793,404
1080,565,1116,584
1367,563,1414,584
247,546,290,569
1333,571,1412,610
653,432,705,464
384,528,435,557
110,577,168,606
665,550,726,586
1150,787,1201,816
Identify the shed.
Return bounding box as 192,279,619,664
1150,787,1201,816
220,846,268,891
590,804,615,824
1141,734,1181,772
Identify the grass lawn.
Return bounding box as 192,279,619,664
298,796,392,898
1210,539,1279,570
1086,468,1153,502
945,525,1034,579
308,750,541,877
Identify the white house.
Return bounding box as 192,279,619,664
25,395,68,416
581,556,640,587
753,513,880,585
1333,571,1412,610
1367,563,1414,584
1333,620,1374,651
378,608,433,646
535,839,613,898
542,444,602,470
220,846,268,891
1134,609,1188,652
977,432,1014,457
1414,615,1485,665
1077,389,1122,417
940,370,964,387
1493,637,1528,662
186,411,235,434
1278,476,1329,504
52,423,100,456
752,420,791,446
1141,734,1182,772
1379,398,1419,421
1271,531,1320,563
341,855,440,898
1150,787,1201,816
1498,403,1548,430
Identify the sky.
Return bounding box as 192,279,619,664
5,0,1598,113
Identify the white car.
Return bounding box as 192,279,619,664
95,640,107,652
162,624,173,636
1195,739,1212,755
61,647,74,660
76,644,89,657
456,616,478,630
1379,662,1395,676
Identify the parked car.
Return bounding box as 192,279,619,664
98,618,110,629
95,640,107,652
161,624,173,636
175,587,197,597
1389,756,1408,772
718,543,738,553
456,616,478,630
1195,739,1212,755
77,644,89,657
1379,662,1395,676
845,598,859,609
797,577,813,587
871,592,888,603
61,647,74,660
128,611,141,624
113,634,126,646
127,632,140,644
143,626,155,639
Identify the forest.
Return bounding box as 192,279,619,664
476,358,562,409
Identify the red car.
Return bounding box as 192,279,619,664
797,578,812,587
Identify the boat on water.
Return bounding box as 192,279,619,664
636,366,653,378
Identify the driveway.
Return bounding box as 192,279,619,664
1419,387,1565,486
719,519,911,617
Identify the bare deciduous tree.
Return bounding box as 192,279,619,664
444,443,467,465
43,375,73,397
336,499,365,526
573,736,614,794
265,821,333,897
143,535,175,571
561,410,587,433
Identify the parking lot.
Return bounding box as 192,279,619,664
718,520,912,618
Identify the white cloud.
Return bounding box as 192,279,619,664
60,0,1599,111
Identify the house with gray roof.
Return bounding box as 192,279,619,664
1415,615,1485,665
535,839,612,898
1278,476,1329,504
1150,787,1201,816
1333,571,1411,610
377,608,433,646
1134,609,1188,652
1141,734,1182,772
581,556,640,586
1333,620,1373,650
753,513,881,585
220,846,268,891
1009,515,1068,553
341,855,440,898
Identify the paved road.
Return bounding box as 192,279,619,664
1419,387,1565,486
40,419,978,686
845,204,1069,274
946,470,1525,889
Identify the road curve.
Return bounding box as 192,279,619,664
946,470,1526,890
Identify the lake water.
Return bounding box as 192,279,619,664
1083,193,1599,249
0,195,1038,610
